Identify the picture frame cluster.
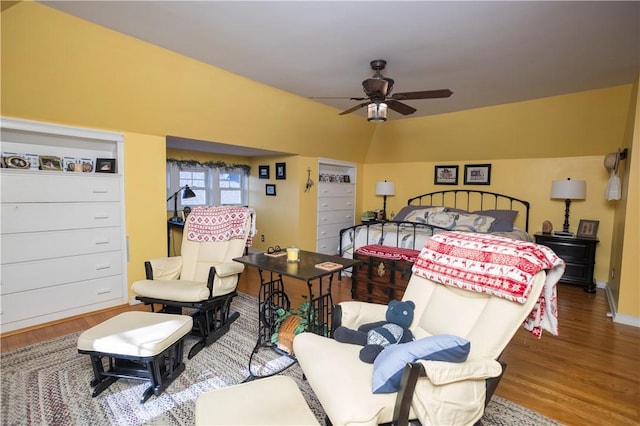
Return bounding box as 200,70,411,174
434,164,491,185
1,152,116,174
258,161,286,196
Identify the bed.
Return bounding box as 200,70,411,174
338,189,531,303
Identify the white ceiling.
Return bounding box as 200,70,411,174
41,1,640,154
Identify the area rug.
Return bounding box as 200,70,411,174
1,292,562,425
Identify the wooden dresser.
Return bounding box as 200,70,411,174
534,232,598,293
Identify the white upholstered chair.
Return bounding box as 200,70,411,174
132,206,254,359
294,270,548,426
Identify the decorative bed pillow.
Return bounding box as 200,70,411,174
423,210,495,232
394,205,429,221
372,334,471,394
399,206,446,223
472,209,518,232
452,212,495,232
425,210,458,229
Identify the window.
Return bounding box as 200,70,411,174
167,162,248,212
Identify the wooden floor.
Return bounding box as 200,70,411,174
2,270,639,425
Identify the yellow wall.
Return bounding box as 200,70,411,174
1,2,373,161
123,132,167,290
247,155,302,252
617,78,639,317
367,86,632,163
2,2,638,319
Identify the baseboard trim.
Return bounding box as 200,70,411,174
601,282,640,328
614,313,640,327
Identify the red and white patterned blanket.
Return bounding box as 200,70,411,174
355,244,420,262
187,206,256,246
412,231,564,337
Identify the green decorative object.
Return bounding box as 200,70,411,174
167,158,251,173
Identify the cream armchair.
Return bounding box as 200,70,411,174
132,206,253,359
293,270,547,426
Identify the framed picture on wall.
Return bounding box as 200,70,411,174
434,165,458,185
265,183,276,196
464,164,491,185
259,165,270,179
275,162,286,180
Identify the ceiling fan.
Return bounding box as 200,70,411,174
315,59,453,121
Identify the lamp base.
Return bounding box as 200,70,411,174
169,216,183,223
553,231,573,237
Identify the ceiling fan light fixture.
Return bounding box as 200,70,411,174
367,102,387,122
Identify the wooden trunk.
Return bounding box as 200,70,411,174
351,252,414,304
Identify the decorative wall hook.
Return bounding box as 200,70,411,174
304,167,314,192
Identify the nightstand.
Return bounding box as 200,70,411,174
534,233,598,293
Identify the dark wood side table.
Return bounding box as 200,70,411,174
234,250,359,344
234,250,359,379
167,220,185,256
534,232,599,293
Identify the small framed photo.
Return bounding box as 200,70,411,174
275,162,286,180
3,154,31,169
577,220,599,238
434,165,459,185
80,158,94,172
259,165,270,179
63,157,82,172
464,164,491,185
343,175,350,183
265,183,276,196
95,158,116,173
39,156,63,171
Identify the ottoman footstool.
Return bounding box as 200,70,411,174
77,311,193,403
195,375,320,425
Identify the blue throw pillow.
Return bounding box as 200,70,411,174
472,209,518,232
372,334,471,394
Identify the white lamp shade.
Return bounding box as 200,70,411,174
375,181,395,196
551,179,586,200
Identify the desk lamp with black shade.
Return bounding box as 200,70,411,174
168,185,196,222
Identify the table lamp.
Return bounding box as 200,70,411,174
375,180,395,221
550,178,586,236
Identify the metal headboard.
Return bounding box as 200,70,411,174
406,190,531,232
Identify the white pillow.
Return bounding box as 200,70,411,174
453,212,495,232
402,207,446,224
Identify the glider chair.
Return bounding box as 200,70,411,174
294,232,562,426
132,206,255,359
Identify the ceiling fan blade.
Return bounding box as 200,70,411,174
308,96,370,102
386,100,417,115
307,96,366,101
338,102,369,116
392,89,453,100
